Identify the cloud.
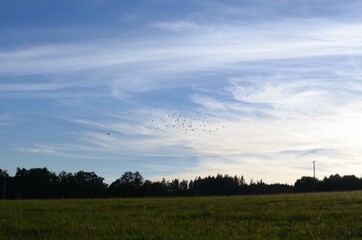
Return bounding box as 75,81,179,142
3,19,362,91
151,21,200,31
0,82,78,91
16,143,114,160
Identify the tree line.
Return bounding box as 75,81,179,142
0,168,361,199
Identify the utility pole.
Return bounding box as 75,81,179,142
313,161,316,192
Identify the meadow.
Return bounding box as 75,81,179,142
1,192,362,239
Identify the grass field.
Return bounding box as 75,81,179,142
1,192,362,239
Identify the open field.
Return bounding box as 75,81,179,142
1,192,362,239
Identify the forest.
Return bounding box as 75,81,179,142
1,168,362,199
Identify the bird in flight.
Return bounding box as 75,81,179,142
150,112,226,134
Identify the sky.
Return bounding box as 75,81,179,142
2,0,362,184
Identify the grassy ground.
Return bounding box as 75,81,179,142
1,192,362,239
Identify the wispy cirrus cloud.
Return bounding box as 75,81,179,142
0,82,79,91
17,143,111,160
2,20,362,86
151,20,200,32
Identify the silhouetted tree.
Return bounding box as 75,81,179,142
294,176,319,192
179,179,189,195
13,167,57,198
342,175,362,190
73,171,107,198
4,167,362,198
0,169,9,199
56,171,77,198
109,171,144,197
193,174,242,195
319,174,362,192
0,169,8,177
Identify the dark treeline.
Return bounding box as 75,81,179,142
0,168,361,199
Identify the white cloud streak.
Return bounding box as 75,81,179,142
0,82,78,91
151,21,201,31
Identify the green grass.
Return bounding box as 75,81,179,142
1,192,362,239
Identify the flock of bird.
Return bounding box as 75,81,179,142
150,113,226,134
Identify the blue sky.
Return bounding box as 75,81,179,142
2,0,362,184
